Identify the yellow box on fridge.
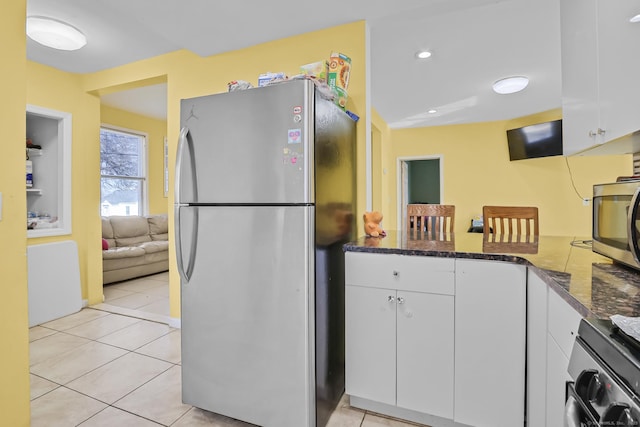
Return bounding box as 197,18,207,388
327,52,351,108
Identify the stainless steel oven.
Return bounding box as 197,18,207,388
593,180,640,271
565,318,640,426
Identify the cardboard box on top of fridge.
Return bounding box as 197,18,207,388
300,61,328,83
327,52,351,108
258,72,286,87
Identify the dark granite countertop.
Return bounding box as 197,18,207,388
343,231,640,319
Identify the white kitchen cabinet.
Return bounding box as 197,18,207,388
547,287,582,358
546,335,572,427
561,0,640,155
454,259,526,427
524,270,584,427
345,284,396,406
560,0,598,155
26,104,72,237
345,252,454,423
527,270,548,427
546,288,582,426
396,289,454,418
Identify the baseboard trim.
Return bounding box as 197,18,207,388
349,395,457,427
90,302,174,326
168,317,181,328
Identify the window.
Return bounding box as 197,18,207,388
100,127,147,216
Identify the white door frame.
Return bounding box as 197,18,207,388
396,155,444,230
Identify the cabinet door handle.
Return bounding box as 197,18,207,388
397,297,405,305
589,128,606,137
392,270,399,278
388,295,395,303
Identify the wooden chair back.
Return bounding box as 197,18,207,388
482,206,539,236
407,204,455,234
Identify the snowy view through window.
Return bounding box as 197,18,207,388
100,127,146,216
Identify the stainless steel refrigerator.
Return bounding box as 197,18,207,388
175,79,356,427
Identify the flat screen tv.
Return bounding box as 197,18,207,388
507,119,563,161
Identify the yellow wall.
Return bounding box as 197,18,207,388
82,21,368,319
100,105,168,215
371,107,391,215
26,62,104,305
0,1,30,424
386,110,632,236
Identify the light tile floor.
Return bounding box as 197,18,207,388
93,272,173,325
29,273,428,426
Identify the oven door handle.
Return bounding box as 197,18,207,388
627,185,640,264
564,382,599,427
564,395,582,427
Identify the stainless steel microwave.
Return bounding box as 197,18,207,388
592,180,640,270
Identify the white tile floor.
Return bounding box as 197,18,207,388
92,273,172,325
29,273,428,426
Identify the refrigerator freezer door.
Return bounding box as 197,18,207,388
313,95,357,246
179,205,315,427
177,80,313,205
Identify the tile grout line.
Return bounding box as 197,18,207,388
108,364,186,426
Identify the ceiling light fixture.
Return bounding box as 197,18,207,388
415,50,432,59
26,16,87,51
428,109,437,114
492,76,529,94
630,14,640,23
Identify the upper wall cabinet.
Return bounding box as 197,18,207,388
561,0,640,156
26,105,72,238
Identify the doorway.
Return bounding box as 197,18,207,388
397,156,443,230
97,78,169,321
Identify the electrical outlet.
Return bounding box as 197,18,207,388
583,198,590,206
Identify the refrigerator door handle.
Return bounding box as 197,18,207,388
175,127,198,204
175,127,198,283
175,205,198,283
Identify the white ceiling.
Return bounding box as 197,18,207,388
26,0,562,127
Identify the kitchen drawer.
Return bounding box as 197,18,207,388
547,287,583,358
345,252,454,295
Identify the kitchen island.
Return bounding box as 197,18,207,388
342,231,640,427
344,231,640,318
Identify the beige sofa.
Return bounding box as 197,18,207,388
102,215,169,285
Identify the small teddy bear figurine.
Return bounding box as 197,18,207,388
363,211,386,237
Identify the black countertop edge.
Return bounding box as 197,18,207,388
342,243,531,264
342,244,530,262
528,265,594,318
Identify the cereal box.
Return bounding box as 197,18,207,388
327,52,351,108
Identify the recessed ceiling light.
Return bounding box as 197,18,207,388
492,76,529,94
26,16,87,51
415,50,432,59
428,109,437,114
630,14,640,23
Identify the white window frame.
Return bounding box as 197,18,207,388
99,124,149,217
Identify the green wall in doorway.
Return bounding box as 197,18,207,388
408,159,440,203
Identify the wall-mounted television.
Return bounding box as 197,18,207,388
507,119,563,161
